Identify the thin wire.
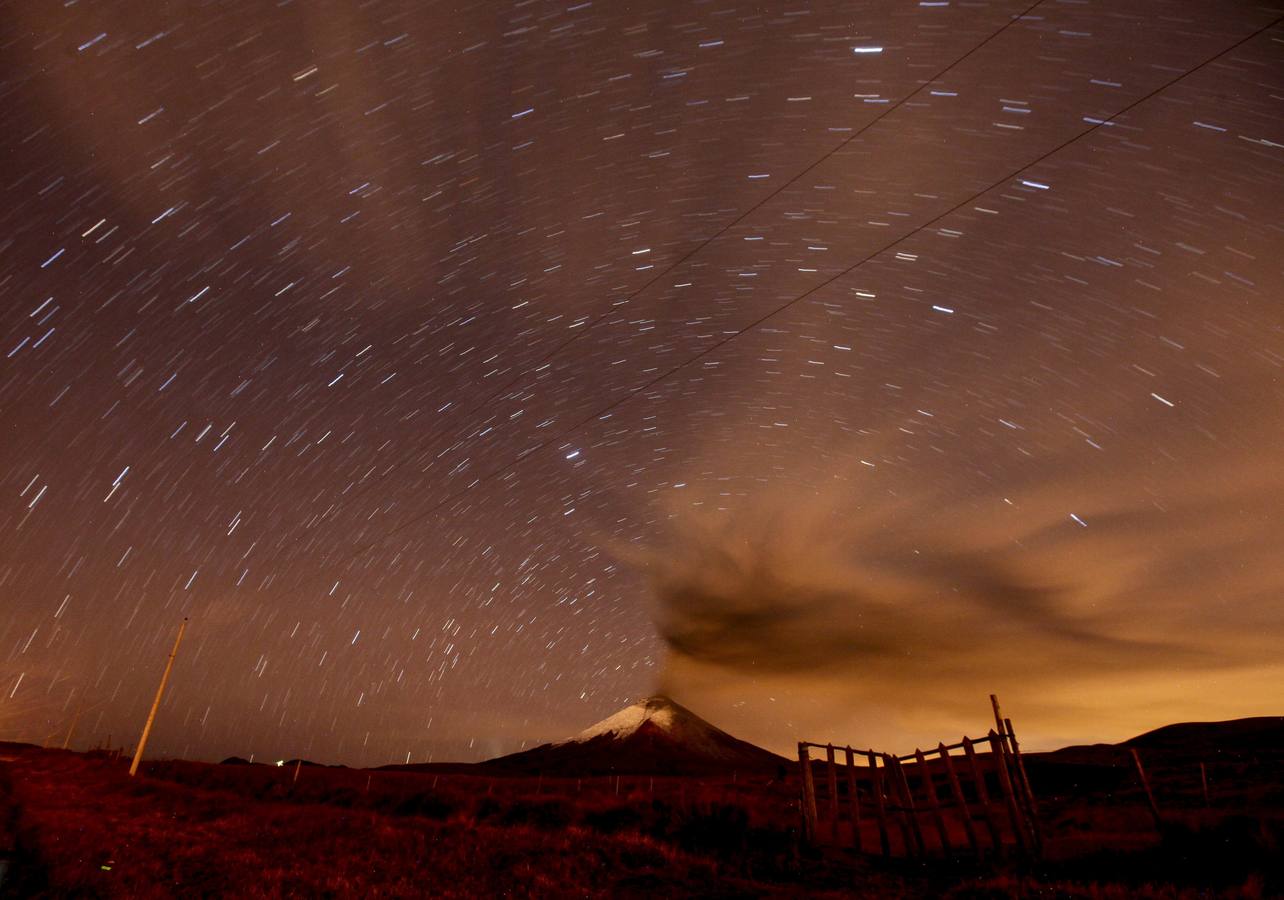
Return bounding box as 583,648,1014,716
338,0,1048,501
336,13,1283,566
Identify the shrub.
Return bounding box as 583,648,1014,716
582,804,644,835
471,795,503,823
673,802,750,856
498,799,574,830
390,791,457,821
320,787,361,808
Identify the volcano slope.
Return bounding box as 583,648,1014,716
478,695,791,776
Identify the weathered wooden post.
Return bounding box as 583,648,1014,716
1130,748,1163,831
1003,717,1042,853
939,743,979,856
963,736,1004,857
798,743,818,842
991,699,1039,833
868,750,891,857
1003,717,1038,812
883,754,912,856
989,694,1007,746
989,730,1028,854
130,618,187,777
845,747,863,852
890,755,925,857
914,748,951,854
826,744,840,841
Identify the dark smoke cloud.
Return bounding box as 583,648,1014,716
614,427,1284,751
641,500,1204,683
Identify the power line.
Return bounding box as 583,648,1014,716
335,13,1283,567
336,0,1047,506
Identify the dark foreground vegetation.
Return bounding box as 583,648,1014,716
1,733,1281,898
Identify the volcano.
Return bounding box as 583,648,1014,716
479,695,790,776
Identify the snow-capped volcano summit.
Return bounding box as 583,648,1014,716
564,695,689,742
483,694,788,775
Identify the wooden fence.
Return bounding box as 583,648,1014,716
797,696,1040,859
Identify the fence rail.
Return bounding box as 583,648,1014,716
796,695,1041,860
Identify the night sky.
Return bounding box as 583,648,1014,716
2,1,1281,766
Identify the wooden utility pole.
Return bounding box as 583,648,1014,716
129,619,187,777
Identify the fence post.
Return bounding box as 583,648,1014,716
963,736,1004,857
845,747,863,853
798,743,818,842
915,748,951,854
989,731,1028,854
826,744,840,842
991,698,1039,842
1130,748,1163,832
939,743,979,856
890,755,925,857
868,750,891,857
1003,717,1042,854
1003,718,1037,812
989,694,1006,745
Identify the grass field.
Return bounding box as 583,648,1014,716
2,740,1281,897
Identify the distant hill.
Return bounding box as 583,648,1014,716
377,712,1284,779
1011,718,1284,796
221,756,331,768
1029,716,1284,782
476,695,790,776
1122,717,1284,754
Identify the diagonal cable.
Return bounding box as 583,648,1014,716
339,0,1049,499
335,13,1283,565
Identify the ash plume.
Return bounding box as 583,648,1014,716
616,469,1268,713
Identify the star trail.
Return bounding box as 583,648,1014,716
1,1,1281,765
